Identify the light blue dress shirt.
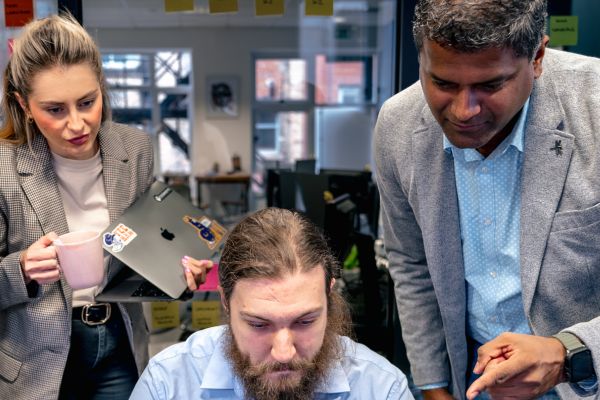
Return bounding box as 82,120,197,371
446,99,531,345
433,99,597,396
130,325,413,400
419,100,531,393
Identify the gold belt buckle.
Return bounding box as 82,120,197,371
81,303,111,326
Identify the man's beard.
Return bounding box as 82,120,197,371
224,292,351,400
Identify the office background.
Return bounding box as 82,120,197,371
1,0,599,372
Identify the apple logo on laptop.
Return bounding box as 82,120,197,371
160,228,175,241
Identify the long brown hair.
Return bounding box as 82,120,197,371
219,208,342,304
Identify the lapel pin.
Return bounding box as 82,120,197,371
550,140,562,156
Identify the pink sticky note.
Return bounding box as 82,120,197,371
198,263,219,291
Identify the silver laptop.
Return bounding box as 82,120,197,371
96,181,227,302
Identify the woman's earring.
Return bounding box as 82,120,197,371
27,116,33,124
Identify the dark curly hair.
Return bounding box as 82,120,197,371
413,0,547,59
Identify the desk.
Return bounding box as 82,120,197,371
160,174,192,200
162,174,189,185
195,172,251,214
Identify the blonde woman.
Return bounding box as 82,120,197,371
0,14,210,399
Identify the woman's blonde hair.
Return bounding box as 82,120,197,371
0,13,111,145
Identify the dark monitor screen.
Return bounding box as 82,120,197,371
320,169,372,212
295,172,329,228
324,194,357,263
266,168,293,208
278,170,298,210
295,159,316,174
267,168,377,240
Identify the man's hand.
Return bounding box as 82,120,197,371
422,387,455,400
466,332,565,400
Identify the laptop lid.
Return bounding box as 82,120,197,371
96,181,226,301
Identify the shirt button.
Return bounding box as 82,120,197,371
489,316,498,322
481,167,489,173
483,218,492,225
490,271,497,278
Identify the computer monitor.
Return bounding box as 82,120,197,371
319,168,377,234
295,158,316,174
266,168,294,208
323,193,357,263
295,172,329,228
320,169,371,206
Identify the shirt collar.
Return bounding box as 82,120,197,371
200,336,243,395
315,358,351,394
443,97,529,159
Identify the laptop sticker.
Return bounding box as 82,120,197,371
183,216,227,250
103,223,138,253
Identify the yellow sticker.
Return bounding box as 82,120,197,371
151,301,180,329
305,0,333,16
255,0,284,16
183,215,227,250
191,300,222,330
164,0,194,12
549,16,578,47
209,0,238,14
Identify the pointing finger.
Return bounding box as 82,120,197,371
467,360,523,399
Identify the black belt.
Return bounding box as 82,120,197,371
72,303,113,326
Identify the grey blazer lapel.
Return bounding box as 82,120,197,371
413,110,468,393
16,136,70,236
413,110,466,319
98,122,133,281
16,134,72,302
99,122,132,222
520,82,572,316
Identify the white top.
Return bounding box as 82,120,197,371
52,150,110,307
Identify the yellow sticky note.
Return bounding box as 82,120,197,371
549,16,578,47
191,300,222,330
164,0,194,12
305,0,333,16
256,0,284,16
151,301,180,329
209,0,238,14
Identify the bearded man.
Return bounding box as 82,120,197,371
130,207,412,400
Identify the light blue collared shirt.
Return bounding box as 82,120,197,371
419,100,531,393
445,98,531,345
130,325,413,400
425,99,597,395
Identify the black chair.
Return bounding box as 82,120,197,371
266,168,293,208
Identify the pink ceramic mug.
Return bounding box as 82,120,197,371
53,231,104,290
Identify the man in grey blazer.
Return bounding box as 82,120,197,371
374,0,600,399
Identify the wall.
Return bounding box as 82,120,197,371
570,0,600,58
93,26,298,175
0,0,57,71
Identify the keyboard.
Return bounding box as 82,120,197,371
132,281,170,298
